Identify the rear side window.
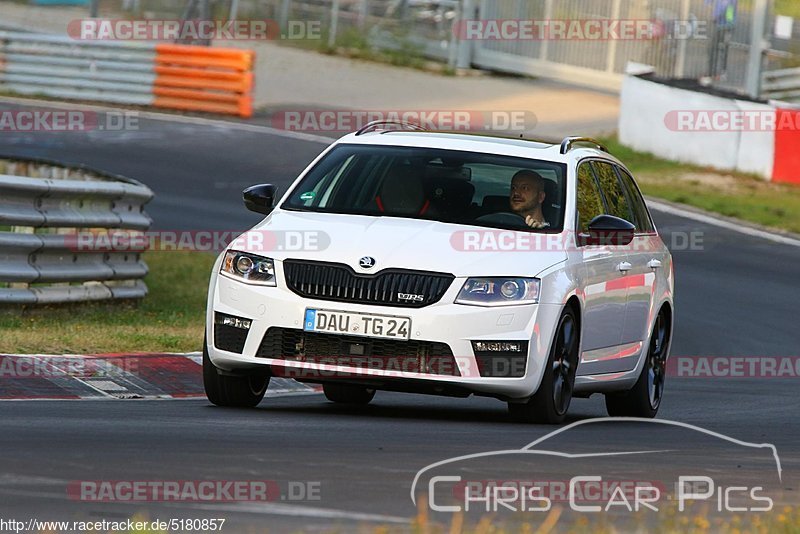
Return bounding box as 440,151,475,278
592,161,633,223
576,162,604,232
616,167,655,233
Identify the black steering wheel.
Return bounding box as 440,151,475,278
475,212,528,227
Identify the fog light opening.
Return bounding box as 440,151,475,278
216,313,252,330
472,341,524,353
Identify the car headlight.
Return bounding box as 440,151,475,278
220,250,276,286
455,277,540,306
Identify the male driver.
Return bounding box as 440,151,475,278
509,170,550,229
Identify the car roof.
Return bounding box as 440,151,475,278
333,130,628,171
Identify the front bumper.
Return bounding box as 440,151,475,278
207,269,564,399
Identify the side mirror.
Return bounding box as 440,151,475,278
243,184,277,215
579,214,635,246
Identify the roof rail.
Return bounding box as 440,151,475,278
355,120,428,136
559,136,609,154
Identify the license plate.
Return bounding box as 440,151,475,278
303,309,411,340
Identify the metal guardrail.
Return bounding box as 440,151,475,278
0,157,154,305
762,67,800,103
0,31,255,117
0,31,157,106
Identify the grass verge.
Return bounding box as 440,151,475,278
601,137,800,234
404,503,800,534
65,504,800,533
0,250,215,354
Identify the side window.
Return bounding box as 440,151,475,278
616,167,655,233
592,161,633,223
576,162,604,232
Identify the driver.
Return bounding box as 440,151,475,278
509,170,550,229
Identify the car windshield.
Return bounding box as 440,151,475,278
282,144,567,232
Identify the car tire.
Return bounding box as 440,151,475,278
605,310,670,418
203,336,270,408
509,307,579,424
323,383,376,405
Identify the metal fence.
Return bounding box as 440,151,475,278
0,158,153,305
25,0,800,100
265,0,798,98
231,0,796,97
471,0,763,93
107,0,465,61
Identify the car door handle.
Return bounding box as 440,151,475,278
617,261,632,272
648,259,663,269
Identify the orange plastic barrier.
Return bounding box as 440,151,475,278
153,44,254,118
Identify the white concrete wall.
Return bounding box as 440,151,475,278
619,75,775,179
735,100,775,178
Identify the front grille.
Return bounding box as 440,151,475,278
256,327,461,376
283,260,454,308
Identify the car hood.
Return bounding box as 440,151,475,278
234,211,567,277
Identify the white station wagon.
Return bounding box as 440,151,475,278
204,122,674,423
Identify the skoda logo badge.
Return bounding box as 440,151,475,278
359,256,376,269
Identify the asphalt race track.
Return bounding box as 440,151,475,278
1,100,799,531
